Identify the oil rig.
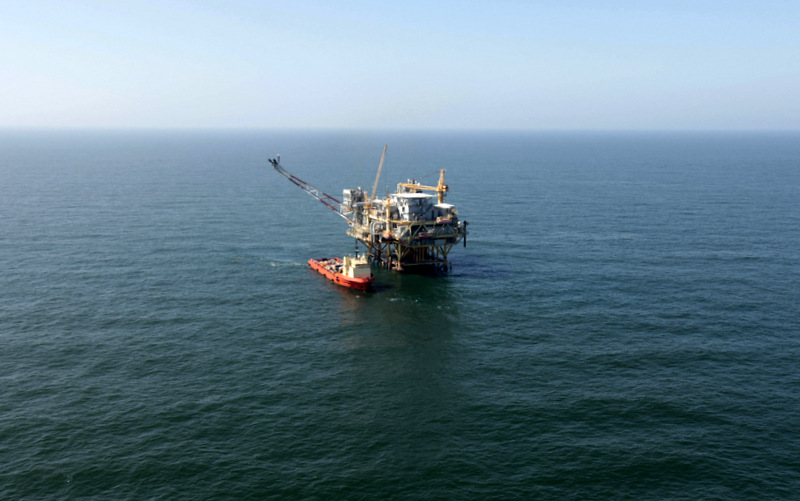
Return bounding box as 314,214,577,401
269,146,468,273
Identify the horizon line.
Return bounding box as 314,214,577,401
1,126,799,133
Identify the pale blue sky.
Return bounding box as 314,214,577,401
2,0,798,129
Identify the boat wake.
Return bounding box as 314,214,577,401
265,260,306,267
229,256,305,267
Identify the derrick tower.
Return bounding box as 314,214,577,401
269,146,468,273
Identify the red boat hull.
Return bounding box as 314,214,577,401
308,258,374,291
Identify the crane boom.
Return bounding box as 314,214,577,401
371,144,387,201
269,156,352,222
397,169,449,203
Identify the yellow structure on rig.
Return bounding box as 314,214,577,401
269,146,468,273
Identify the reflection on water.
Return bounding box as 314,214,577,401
334,270,461,348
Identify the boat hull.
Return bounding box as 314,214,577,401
308,258,374,291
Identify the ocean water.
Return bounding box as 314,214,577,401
2,129,799,499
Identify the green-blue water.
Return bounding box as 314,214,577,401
2,130,799,499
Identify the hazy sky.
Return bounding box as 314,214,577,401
2,0,798,130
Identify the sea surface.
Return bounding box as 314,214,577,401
2,129,799,499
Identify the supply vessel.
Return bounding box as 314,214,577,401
308,255,374,291
269,145,468,273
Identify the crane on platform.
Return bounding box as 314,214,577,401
371,145,387,202
397,169,448,204
268,155,352,222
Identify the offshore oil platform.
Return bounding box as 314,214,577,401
269,146,468,273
